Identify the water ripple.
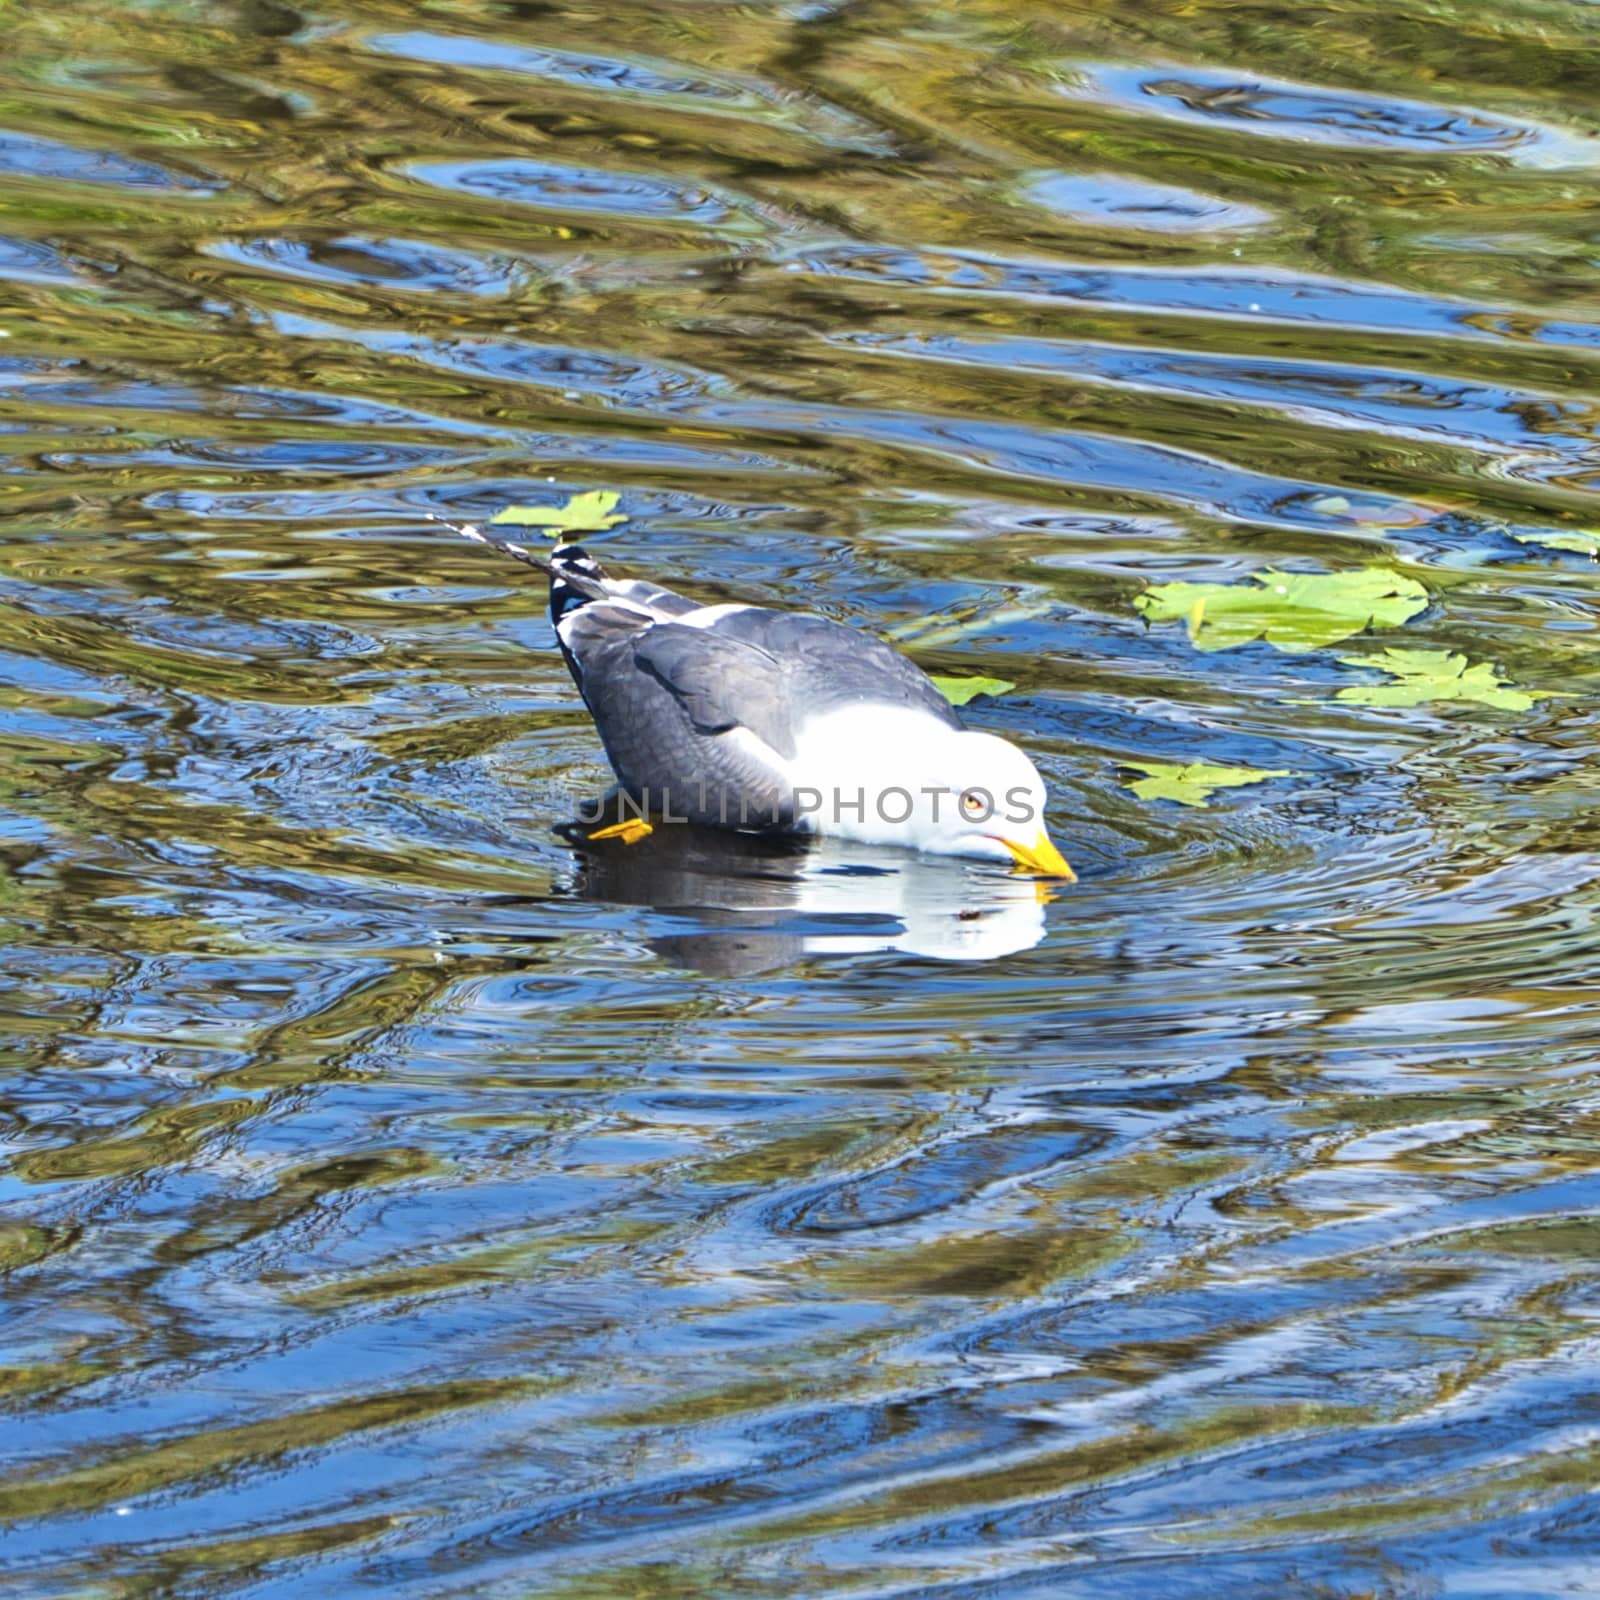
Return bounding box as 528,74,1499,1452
0,128,221,193
790,244,1600,351
1060,61,1595,165
2,2,1599,1596
404,157,775,239
206,234,530,298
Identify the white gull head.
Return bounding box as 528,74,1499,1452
786,705,1074,879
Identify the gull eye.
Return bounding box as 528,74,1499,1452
959,787,991,821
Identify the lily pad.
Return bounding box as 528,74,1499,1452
931,675,1015,706
1513,528,1600,558
490,490,627,536
1136,567,1428,652
1120,761,1293,808
1334,648,1555,711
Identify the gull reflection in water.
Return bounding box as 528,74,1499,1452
558,818,1051,975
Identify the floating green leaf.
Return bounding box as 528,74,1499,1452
1119,761,1293,808
1334,648,1556,711
1513,528,1600,557
490,491,627,536
1135,567,1428,652
931,675,1015,706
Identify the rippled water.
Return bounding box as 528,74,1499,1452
3,0,1600,1593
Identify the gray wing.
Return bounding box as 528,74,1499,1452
633,625,786,741
557,601,960,828
559,602,797,826
704,609,963,742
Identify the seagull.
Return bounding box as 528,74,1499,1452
444,519,1074,879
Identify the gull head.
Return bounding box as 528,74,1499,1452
906,727,1074,878
791,710,1075,879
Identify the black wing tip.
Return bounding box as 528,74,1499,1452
547,543,617,626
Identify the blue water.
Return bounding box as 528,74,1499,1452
2,0,1600,1594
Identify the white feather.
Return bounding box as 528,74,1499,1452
676,603,755,630
786,704,1052,861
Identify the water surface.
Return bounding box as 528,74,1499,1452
3,0,1600,1594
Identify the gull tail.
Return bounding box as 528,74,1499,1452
427,515,613,628
427,513,553,576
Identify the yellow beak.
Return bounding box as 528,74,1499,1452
1003,829,1076,882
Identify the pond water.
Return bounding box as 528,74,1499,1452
3,0,1600,1594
